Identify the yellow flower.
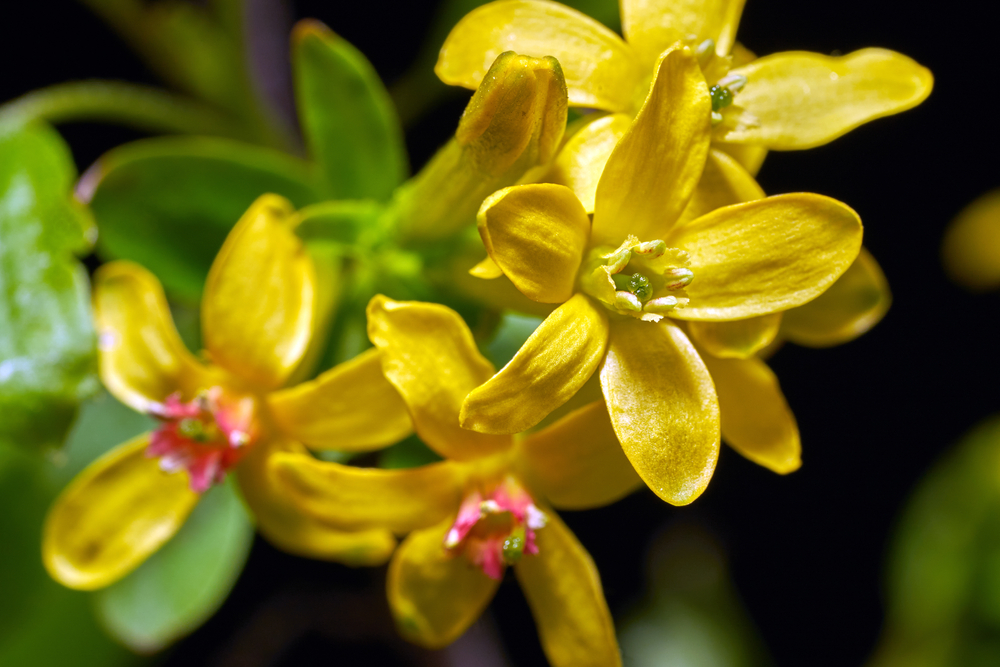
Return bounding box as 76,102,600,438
461,49,863,504
270,296,634,666
943,189,1000,292
435,0,932,202
43,194,414,590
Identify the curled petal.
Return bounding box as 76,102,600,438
687,314,782,359
719,48,933,150
388,519,500,649
592,46,711,246
268,348,412,451
436,0,642,112
518,400,641,510
462,294,608,434
367,296,511,461
600,320,720,505
544,113,632,214
235,439,397,565
43,435,200,590
269,453,463,534
202,194,315,390
669,193,863,321
515,511,621,667
93,261,212,413
477,184,591,303
622,0,746,67
942,189,1000,292
700,354,801,474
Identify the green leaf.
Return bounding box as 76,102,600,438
292,20,408,201
84,136,323,302
294,199,385,246
0,122,99,452
92,478,254,653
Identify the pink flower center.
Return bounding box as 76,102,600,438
444,477,548,580
147,388,257,492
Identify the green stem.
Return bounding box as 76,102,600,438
0,80,254,141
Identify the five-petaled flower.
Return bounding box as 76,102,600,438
461,48,863,504
270,296,638,667
43,195,413,590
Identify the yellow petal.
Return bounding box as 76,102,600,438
367,296,511,461
518,400,641,510
515,511,621,667
388,519,500,649
269,453,463,534
202,194,315,390
719,48,933,150
699,354,800,474
678,148,764,225
622,0,746,67
236,438,397,566
599,320,719,505
687,314,781,359
268,348,412,451
715,142,768,176
543,113,632,214
477,184,591,303
668,193,863,321
942,189,1000,291
435,0,642,112
43,435,200,590
93,261,211,413
591,46,711,247
781,247,891,347
461,294,608,434
468,255,504,279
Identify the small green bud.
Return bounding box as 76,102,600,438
710,84,733,112
628,273,653,301
178,418,207,442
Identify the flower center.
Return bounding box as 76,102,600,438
444,476,548,580
693,39,747,125
579,236,693,322
147,388,257,492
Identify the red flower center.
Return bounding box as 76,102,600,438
147,388,257,492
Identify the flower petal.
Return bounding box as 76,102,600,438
477,184,591,303
518,400,641,509
668,193,863,321
781,247,891,347
388,519,500,649
515,511,621,667
93,261,211,413
435,0,641,112
599,320,719,505
942,189,1000,292
678,148,764,225
719,48,933,150
622,0,746,67
699,354,800,474
591,46,711,246
367,296,511,461
202,194,315,390
687,314,781,359
544,113,632,214
235,438,397,565
461,294,608,435
269,453,463,533
43,435,200,590
715,142,768,176
268,348,412,451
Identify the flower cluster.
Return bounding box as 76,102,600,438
39,0,931,663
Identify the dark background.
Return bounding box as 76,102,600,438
3,0,999,665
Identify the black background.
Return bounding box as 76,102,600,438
3,0,999,665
